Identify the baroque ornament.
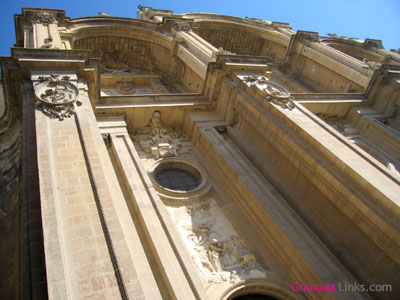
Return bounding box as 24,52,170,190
172,21,192,32
115,81,135,94
171,199,267,285
240,75,295,110
100,51,130,74
133,111,182,159
34,74,81,121
33,12,56,24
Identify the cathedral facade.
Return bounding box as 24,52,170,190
0,6,400,300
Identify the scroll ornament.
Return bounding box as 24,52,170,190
34,74,81,120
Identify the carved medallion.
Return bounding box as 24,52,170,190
34,75,81,120
263,82,295,110
240,75,295,110
115,81,135,94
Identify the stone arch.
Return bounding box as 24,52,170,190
189,15,290,62
69,21,176,76
220,279,305,300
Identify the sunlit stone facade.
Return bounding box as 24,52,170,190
1,6,400,300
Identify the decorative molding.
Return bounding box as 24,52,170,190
34,74,81,121
115,81,135,94
148,158,212,205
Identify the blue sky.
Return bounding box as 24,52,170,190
0,0,399,57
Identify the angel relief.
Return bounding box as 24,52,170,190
132,111,184,158
175,200,267,285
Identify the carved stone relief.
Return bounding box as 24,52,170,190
33,12,58,49
172,21,192,32
168,199,267,286
115,81,135,94
33,12,56,24
240,74,295,110
230,110,241,129
132,111,183,159
100,51,130,74
317,114,347,134
34,74,81,120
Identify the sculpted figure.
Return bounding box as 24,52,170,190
208,239,225,272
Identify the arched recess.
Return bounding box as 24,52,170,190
320,38,384,63
189,16,290,62
69,22,176,76
66,19,205,93
220,280,305,300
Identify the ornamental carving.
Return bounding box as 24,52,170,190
115,81,135,94
132,111,182,159
33,12,56,24
169,199,266,285
100,51,130,74
230,110,241,128
240,75,295,110
172,21,192,32
34,74,81,121
317,114,346,134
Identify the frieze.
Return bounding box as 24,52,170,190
169,199,267,285
34,74,81,121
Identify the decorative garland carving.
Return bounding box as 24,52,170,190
33,12,56,24
33,12,59,49
115,81,135,94
34,74,81,121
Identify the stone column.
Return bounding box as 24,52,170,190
30,72,145,299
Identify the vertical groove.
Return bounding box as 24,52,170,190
74,111,128,300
